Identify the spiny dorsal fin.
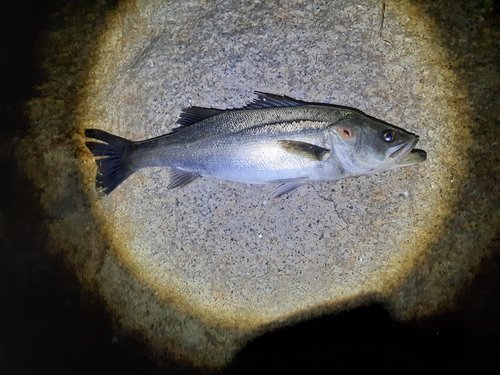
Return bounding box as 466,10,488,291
242,92,307,110
278,140,330,161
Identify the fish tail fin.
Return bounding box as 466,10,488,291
85,129,134,195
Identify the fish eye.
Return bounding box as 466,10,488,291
382,129,396,143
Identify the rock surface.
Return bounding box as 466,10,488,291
19,0,500,368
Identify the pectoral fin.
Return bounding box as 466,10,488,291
278,140,330,161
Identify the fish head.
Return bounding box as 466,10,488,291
328,114,427,175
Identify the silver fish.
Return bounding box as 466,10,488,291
85,92,426,197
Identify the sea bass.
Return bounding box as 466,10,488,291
85,92,426,197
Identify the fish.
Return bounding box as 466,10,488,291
85,92,426,198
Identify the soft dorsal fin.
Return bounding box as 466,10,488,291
176,107,223,127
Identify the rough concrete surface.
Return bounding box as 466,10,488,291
17,0,500,369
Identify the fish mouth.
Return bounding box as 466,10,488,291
388,137,427,166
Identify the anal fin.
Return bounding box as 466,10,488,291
167,168,201,189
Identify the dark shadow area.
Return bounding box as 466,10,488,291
1,0,499,374
227,304,462,374
226,247,500,374
0,1,172,374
